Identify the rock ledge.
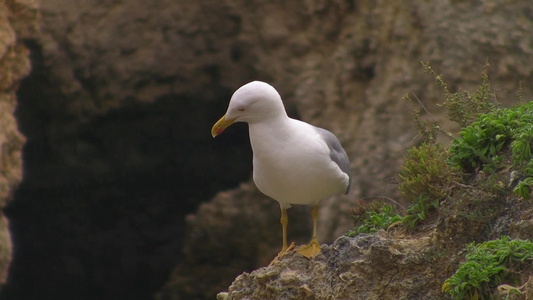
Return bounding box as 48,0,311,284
218,233,438,300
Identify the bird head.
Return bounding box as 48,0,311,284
211,81,287,137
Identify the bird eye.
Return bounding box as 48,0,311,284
238,107,245,112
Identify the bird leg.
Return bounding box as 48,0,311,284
296,205,321,258
281,207,288,251
269,207,295,266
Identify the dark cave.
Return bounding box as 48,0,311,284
1,40,253,300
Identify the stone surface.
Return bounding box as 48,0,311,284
217,177,533,299
156,182,313,300
218,234,439,300
0,0,38,287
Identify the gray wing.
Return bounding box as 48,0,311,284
314,127,351,194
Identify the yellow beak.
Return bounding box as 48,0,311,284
211,114,237,137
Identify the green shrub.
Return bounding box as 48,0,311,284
449,102,533,169
398,143,457,227
442,236,533,299
346,204,403,236
423,61,496,127
449,101,533,198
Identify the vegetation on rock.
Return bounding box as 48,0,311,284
399,142,458,228
347,63,533,299
449,101,533,199
442,236,533,299
423,61,497,128
346,203,403,236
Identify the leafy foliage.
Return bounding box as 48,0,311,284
449,101,533,198
402,194,432,229
513,177,533,199
346,204,403,236
398,143,457,227
449,102,533,169
350,142,458,233
442,236,533,299
395,64,533,299
513,159,533,198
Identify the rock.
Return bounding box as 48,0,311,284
155,182,313,300
219,234,441,300
0,0,38,286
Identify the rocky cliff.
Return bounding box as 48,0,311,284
0,0,38,287
0,1,532,300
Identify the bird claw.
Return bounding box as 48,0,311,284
295,239,321,258
269,242,296,266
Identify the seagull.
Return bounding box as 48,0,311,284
211,81,350,260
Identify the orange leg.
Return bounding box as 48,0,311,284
269,207,295,265
296,205,321,258
281,207,288,251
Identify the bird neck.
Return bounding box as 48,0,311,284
246,106,289,125
248,116,296,153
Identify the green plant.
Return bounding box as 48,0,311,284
402,94,444,143
346,204,403,236
513,160,533,198
398,143,457,227
513,177,533,199
423,61,497,127
512,129,533,163
402,194,432,228
449,101,533,170
449,101,533,199
442,236,533,299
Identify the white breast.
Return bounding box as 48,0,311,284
249,118,348,208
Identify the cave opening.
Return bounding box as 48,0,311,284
1,40,253,300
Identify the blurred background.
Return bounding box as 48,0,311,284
0,1,532,299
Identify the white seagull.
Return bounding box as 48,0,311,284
211,81,350,260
